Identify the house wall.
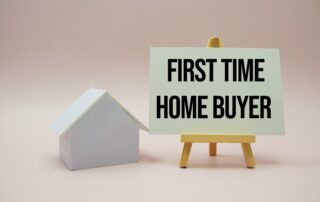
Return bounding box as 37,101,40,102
59,132,71,169
68,94,139,170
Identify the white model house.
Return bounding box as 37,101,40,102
52,88,147,170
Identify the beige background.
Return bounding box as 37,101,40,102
0,0,319,201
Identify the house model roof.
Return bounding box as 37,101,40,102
52,88,148,136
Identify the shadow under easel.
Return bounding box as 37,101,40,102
187,154,282,169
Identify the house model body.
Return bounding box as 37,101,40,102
52,88,147,170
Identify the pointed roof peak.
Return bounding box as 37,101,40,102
52,88,148,136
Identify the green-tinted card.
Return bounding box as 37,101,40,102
149,48,284,135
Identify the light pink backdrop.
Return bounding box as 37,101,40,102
0,0,319,201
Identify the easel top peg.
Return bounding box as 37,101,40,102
207,36,222,48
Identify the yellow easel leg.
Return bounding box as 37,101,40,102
209,143,217,156
241,143,255,168
180,143,192,168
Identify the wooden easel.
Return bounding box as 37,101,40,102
179,36,256,169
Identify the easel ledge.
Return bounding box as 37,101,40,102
179,36,256,169
181,134,255,143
